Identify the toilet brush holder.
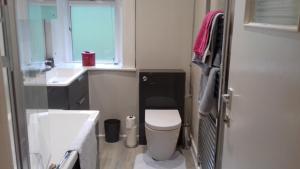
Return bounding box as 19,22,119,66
182,123,191,149
125,115,137,148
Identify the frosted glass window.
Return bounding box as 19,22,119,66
29,4,46,63
254,0,300,25
28,4,57,63
71,6,115,62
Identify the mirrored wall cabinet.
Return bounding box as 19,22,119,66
244,0,300,32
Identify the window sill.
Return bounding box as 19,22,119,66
56,63,136,72
87,64,136,72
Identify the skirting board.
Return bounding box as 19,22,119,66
98,134,135,138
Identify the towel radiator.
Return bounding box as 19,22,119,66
198,112,218,169
198,71,219,169
197,8,224,169
198,60,221,169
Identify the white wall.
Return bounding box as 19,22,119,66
89,71,138,135
136,0,195,132
90,0,195,135
190,0,207,150
136,0,194,71
121,0,136,68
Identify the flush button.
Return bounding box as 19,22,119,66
142,76,148,82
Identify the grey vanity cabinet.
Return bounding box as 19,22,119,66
47,72,90,110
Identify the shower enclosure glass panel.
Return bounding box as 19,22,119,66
14,0,57,168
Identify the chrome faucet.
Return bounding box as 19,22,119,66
42,57,55,72
45,57,55,68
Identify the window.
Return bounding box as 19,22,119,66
49,0,136,67
29,4,46,63
28,3,56,63
245,0,300,31
70,2,118,63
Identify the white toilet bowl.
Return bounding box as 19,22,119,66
145,109,181,161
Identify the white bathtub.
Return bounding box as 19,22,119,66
27,110,100,169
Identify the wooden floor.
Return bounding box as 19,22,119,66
99,138,196,169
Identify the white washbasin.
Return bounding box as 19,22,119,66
47,77,69,84
46,68,86,86
24,67,86,87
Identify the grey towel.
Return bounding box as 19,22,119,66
192,55,211,75
199,67,220,114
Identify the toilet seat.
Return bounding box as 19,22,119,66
145,109,181,131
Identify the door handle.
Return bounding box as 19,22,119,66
77,74,84,82
222,88,234,126
222,88,233,110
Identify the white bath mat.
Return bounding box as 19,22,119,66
133,151,186,169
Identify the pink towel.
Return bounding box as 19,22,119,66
193,10,224,58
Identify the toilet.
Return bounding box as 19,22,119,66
145,109,182,161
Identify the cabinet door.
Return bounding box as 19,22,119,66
69,94,89,110
69,73,89,102
47,87,69,109
68,72,89,110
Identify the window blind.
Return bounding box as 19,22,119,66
254,0,300,25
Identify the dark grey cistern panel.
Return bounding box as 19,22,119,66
139,69,185,145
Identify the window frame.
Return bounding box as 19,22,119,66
66,0,122,64
244,0,300,32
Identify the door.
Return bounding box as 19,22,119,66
221,0,300,169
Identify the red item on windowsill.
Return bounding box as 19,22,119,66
82,51,95,66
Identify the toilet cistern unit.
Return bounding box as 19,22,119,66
145,109,182,161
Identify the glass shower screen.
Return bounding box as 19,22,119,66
14,0,57,168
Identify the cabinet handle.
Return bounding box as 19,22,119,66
77,97,86,105
77,74,84,82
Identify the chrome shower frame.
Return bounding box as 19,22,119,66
1,0,32,168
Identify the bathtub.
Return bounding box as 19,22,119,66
27,110,100,169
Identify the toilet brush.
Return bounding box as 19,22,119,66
182,123,191,149
182,65,193,150
182,99,192,149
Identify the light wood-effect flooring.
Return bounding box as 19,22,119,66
99,138,197,169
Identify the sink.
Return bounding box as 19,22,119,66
47,77,65,84
24,67,86,86
46,68,86,86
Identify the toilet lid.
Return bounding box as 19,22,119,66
145,109,181,131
